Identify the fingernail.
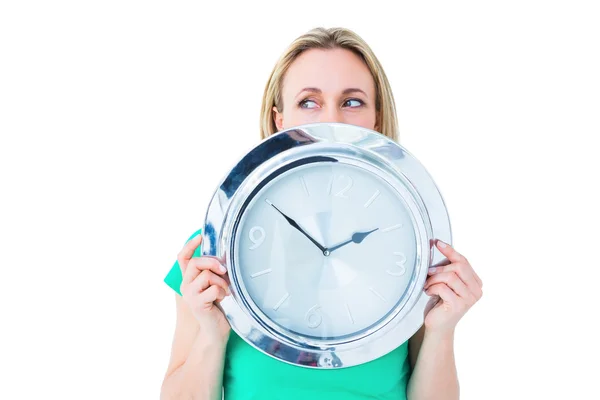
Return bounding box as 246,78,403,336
428,267,437,274
226,287,231,295
220,264,227,273
437,240,447,249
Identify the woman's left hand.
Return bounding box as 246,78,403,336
423,239,483,336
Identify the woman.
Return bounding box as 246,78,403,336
161,27,483,400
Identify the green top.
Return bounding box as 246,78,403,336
164,229,411,399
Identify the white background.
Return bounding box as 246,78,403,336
1,1,599,399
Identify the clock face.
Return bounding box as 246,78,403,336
233,161,418,341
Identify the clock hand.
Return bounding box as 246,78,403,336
267,200,327,253
327,228,379,254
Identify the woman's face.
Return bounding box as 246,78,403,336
273,48,378,132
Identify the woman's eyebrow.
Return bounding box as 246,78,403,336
341,88,368,97
295,87,369,99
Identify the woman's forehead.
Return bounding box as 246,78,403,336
283,48,375,96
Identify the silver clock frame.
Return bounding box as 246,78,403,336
202,122,452,369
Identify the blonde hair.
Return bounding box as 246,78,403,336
259,27,399,142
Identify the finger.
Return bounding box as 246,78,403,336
430,258,451,270
425,283,459,310
188,270,230,295
177,234,203,275
183,256,227,286
198,285,227,305
428,261,480,294
432,242,481,285
435,239,465,264
424,272,474,301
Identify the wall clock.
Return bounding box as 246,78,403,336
202,122,451,368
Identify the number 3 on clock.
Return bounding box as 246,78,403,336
386,252,407,276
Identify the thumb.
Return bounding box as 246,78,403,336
177,234,202,274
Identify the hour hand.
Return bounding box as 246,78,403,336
327,228,379,254
266,200,327,253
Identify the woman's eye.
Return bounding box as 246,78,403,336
298,98,364,109
299,99,318,109
344,99,364,108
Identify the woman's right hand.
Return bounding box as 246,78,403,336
177,234,231,343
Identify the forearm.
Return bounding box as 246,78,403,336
161,332,227,400
407,330,459,400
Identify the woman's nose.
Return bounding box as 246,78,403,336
319,107,345,124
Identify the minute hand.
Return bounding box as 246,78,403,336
267,201,327,253
327,228,379,254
